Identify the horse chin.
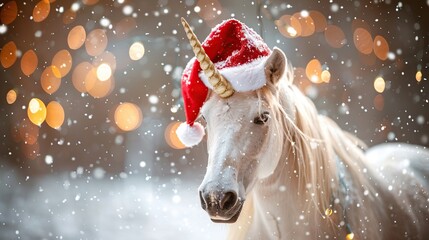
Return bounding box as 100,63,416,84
210,204,243,224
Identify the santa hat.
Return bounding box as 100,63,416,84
176,18,271,147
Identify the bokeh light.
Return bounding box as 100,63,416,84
21,50,38,76
373,35,389,60
275,15,301,38
72,61,94,93
353,28,373,55
6,89,17,104
88,76,114,98
114,17,138,38
309,10,327,32
114,102,142,131
292,12,314,37
96,63,112,81
306,59,322,83
1,41,17,68
52,49,73,77
68,25,86,50
1,1,18,25
165,122,186,150
324,25,346,48
84,67,98,93
373,94,384,111
46,101,65,129
129,42,145,61
416,71,422,82
27,98,47,126
321,70,331,83
33,0,51,23
93,51,117,71
374,77,385,93
85,29,108,56
63,9,76,25
41,66,61,94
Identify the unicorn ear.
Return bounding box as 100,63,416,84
264,47,286,85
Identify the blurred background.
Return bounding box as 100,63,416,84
0,0,428,239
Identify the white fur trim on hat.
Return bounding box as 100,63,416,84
176,122,205,147
199,56,268,92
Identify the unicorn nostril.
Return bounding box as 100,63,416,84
220,191,237,211
199,191,207,210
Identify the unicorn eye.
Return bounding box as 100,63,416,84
253,111,269,125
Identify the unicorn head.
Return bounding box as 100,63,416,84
178,18,292,223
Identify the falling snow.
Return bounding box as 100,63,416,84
0,0,428,239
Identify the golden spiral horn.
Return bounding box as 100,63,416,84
181,17,234,98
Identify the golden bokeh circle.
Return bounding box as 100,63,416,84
52,49,73,77
321,70,331,83
85,29,108,56
324,25,346,48
46,101,65,129
1,41,17,68
275,14,302,38
33,0,51,23
6,89,17,104
88,76,114,98
21,50,38,76
72,61,93,93
292,12,315,37
1,1,18,25
68,25,86,50
114,103,142,131
373,35,389,61
416,71,422,82
27,98,47,126
309,11,327,32
41,66,61,94
93,51,117,71
306,59,322,83
83,67,98,93
129,42,145,61
353,28,373,55
165,122,186,150
96,63,112,81
374,77,385,93
63,9,76,25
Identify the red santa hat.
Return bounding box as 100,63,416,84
176,18,271,147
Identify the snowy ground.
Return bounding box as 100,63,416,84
0,164,226,240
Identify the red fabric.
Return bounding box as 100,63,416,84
181,19,271,126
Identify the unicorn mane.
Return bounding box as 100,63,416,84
229,65,383,238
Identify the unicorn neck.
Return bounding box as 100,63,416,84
249,147,337,239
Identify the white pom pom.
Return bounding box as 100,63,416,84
176,122,205,147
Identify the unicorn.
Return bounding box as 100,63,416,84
176,18,429,239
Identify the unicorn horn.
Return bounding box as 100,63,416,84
181,17,234,98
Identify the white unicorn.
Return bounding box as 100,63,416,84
179,18,429,239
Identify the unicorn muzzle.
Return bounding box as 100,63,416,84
199,188,243,223
198,182,244,223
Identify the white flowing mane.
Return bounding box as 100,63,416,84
258,65,374,212
228,65,426,239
